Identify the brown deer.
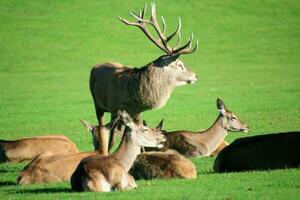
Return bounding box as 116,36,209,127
213,131,300,172
17,119,118,185
144,119,229,156
146,98,249,157
0,135,78,163
129,150,196,180
90,2,199,155
70,110,166,192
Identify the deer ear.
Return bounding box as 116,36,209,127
104,118,119,131
217,98,226,115
80,119,95,132
153,54,180,67
156,119,164,130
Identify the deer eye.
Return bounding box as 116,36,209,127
178,64,184,70
231,116,237,120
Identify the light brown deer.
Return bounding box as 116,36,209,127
0,135,78,163
17,119,118,185
146,98,249,157
129,150,196,180
70,110,166,192
90,2,199,155
144,119,229,156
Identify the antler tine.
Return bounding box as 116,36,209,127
179,40,199,55
141,3,147,18
161,16,166,34
166,17,181,42
118,16,139,26
174,31,181,49
129,11,145,22
173,33,193,54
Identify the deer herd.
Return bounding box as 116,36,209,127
1,2,299,194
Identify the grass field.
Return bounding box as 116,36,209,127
0,0,299,199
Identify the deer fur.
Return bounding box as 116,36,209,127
90,3,198,155
17,119,118,185
146,98,249,157
214,132,300,172
130,150,196,180
0,135,78,163
71,110,166,192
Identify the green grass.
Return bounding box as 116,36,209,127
0,0,299,199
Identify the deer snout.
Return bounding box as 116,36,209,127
240,125,250,133
187,73,198,84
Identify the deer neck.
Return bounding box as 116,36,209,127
113,130,141,172
131,66,174,110
201,115,228,152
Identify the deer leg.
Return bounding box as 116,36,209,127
95,107,109,155
108,112,122,152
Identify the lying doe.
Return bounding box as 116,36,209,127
214,131,300,172
147,98,249,157
90,2,199,154
130,150,196,180
17,119,117,185
70,110,166,192
0,135,78,163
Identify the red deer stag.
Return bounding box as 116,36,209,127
90,2,198,154
146,98,249,157
0,135,78,163
70,110,166,192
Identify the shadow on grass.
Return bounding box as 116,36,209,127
0,181,16,186
4,187,72,194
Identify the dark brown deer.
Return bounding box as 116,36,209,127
90,2,199,155
130,150,196,180
71,110,166,192
0,135,78,163
213,132,300,172
146,98,249,157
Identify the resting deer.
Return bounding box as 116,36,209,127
17,119,117,185
146,98,249,157
90,2,199,155
70,110,166,192
144,119,229,156
130,150,196,180
214,131,300,172
0,135,78,163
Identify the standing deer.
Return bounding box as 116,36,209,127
146,98,249,157
90,2,198,154
70,110,166,192
0,135,78,163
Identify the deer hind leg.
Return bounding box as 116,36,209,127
94,106,109,155
82,173,111,192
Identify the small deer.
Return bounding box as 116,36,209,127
130,150,196,180
213,131,300,172
0,135,78,163
90,2,199,155
70,110,166,192
146,98,249,157
17,119,118,185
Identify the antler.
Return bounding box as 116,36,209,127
118,2,198,55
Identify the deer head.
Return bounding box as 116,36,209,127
80,118,119,151
119,2,198,86
217,98,250,133
118,110,166,148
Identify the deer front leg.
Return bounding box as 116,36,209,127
95,108,109,155
115,173,137,191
